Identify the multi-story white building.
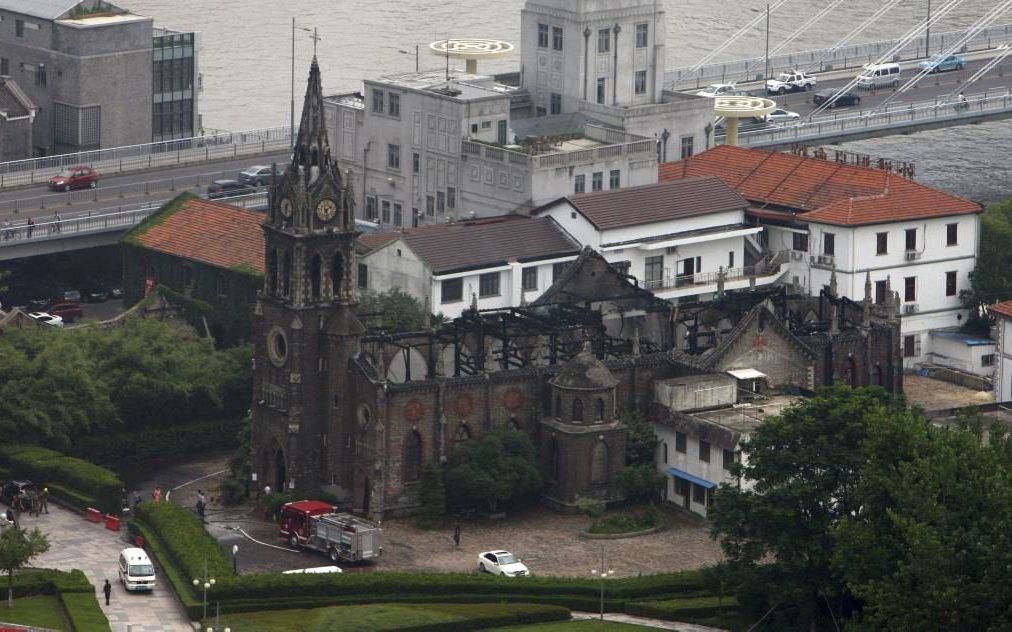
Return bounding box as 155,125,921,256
992,301,1012,402
359,175,791,317
662,145,984,368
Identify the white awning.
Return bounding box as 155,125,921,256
727,368,767,380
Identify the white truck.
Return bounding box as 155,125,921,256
765,71,817,95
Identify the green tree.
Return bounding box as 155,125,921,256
359,289,428,332
0,527,50,607
709,387,911,630
620,410,658,467
618,464,665,503
962,200,1012,331
445,427,542,514
415,461,447,529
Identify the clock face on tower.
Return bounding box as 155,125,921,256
316,198,338,222
279,197,293,218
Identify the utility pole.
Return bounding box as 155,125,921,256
764,2,771,80
925,0,932,57
290,17,295,148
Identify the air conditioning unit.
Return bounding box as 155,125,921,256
819,255,835,265
666,246,678,255
903,303,919,314
905,251,920,261
791,251,804,261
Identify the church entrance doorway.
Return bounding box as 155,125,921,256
274,448,286,494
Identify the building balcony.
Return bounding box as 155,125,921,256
643,250,790,300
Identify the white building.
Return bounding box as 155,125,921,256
662,145,984,368
651,372,798,517
925,330,996,379
357,215,581,319
992,301,1012,402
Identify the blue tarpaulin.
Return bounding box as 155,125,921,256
665,467,716,489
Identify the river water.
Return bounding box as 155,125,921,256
130,0,1012,203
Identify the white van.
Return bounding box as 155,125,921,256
118,548,156,592
856,63,901,89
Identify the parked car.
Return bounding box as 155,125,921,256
238,165,274,187
695,83,745,98
812,89,861,108
109,287,124,299
28,312,64,327
47,166,99,192
81,284,109,303
61,289,82,302
766,107,800,123
0,480,34,505
118,548,156,592
918,53,965,73
477,550,530,577
43,300,82,323
207,179,255,199
765,71,816,95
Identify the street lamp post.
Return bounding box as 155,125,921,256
231,544,238,575
192,564,216,621
590,546,615,622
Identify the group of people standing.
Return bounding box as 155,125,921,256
0,214,58,240
3,487,49,530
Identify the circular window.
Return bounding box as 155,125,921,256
267,326,288,367
357,404,372,430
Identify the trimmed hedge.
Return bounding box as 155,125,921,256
69,418,245,468
0,445,123,514
134,502,715,620
8,569,109,631
625,595,739,621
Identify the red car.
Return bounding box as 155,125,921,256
48,166,99,192
43,300,83,323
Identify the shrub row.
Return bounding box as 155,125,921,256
134,501,714,619
0,445,123,514
9,569,109,631
625,595,740,621
405,603,568,631
69,418,245,468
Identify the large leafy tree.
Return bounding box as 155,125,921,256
962,200,1012,328
358,289,428,332
445,427,542,513
710,387,913,630
0,527,50,607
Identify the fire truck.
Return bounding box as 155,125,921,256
278,500,382,563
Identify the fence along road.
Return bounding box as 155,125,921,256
668,22,1012,90
0,126,292,191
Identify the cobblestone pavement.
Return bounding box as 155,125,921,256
24,502,192,632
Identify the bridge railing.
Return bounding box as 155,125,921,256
733,88,1012,147
0,126,292,190
0,191,269,246
667,23,1012,89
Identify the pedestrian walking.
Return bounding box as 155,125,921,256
52,212,61,234
2,218,11,240
196,489,206,522
40,487,49,514
152,486,162,503
452,522,461,547
102,579,111,606
28,489,38,517
5,508,15,530
25,217,33,239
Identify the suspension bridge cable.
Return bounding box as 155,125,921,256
767,0,847,59
945,42,1012,99
798,0,907,74
690,0,793,71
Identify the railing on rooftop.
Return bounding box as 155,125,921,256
734,88,1012,147
0,126,292,190
643,251,790,292
461,136,656,170
667,23,1012,89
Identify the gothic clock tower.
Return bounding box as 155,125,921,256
251,58,364,497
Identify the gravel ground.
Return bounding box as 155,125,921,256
903,374,994,411
136,454,723,578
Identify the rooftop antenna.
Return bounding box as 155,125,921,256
310,27,321,57
445,33,450,83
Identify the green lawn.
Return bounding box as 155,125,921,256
493,622,656,631
207,603,566,631
0,594,67,630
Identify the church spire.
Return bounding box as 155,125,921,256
291,56,337,186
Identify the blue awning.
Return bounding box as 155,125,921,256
665,467,716,490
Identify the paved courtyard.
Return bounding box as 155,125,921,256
24,504,192,632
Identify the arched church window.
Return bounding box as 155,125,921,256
453,423,471,444
282,251,293,297
310,254,322,300
591,441,608,485
555,394,562,418
403,431,422,483
267,249,278,294
596,397,606,420
332,252,344,297
572,398,584,422
873,364,884,387
549,436,560,481
848,356,858,388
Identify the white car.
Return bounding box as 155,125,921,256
282,565,342,574
765,71,816,95
28,312,64,327
695,83,742,98
766,108,800,123
477,550,529,577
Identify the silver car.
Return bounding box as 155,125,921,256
238,165,274,187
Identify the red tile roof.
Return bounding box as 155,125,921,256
396,215,580,274
536,176,748,230
133,197,266,274
660,145,982,227
357,232,399,253
991,301,1012,319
